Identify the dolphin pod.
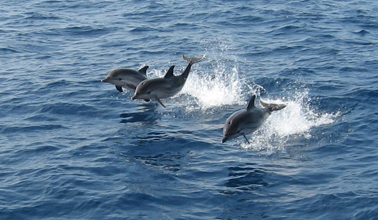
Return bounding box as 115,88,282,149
102,55,287,144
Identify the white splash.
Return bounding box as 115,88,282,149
178,40,249,110
181,65,245,109
240,90,339,152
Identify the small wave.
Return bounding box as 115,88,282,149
24,12,60,20
0,47,20,53
130,26,157,32
268,24,307,36
59,25,114,37
39,102,99,116
225,165,268,191
1,124,65,134
353,30,370,36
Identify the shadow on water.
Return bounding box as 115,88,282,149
117,138,191,174
115,103,193,173
131,153,184,172
216,163,273,219
222,163,269,193
119,105,161,124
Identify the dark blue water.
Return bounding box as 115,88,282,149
1,0,378,219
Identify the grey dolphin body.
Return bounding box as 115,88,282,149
222,95,287,143
131,55,206,107
101,66,149,92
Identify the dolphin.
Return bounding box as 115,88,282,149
131,55,206,107
101,66,149,92
222,95,287,143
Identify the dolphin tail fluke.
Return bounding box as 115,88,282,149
183,54,206,64
260,100,287,112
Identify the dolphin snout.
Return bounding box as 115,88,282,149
131,95,137,100
101,78,108,82
221,136,228,143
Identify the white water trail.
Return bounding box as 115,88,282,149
240,90,339,152
179,59,338,152
142,41,338,152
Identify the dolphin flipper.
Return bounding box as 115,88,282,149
126,84,137,91
156,98,166,108
242,134,250,144
115,85,123,92
183,55,206,64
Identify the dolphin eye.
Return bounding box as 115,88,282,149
147,91,151,94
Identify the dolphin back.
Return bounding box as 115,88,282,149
260,100,287,112
183,55,206,64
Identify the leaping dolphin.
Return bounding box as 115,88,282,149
101,66,149,92
131,55,206,107
222,95,287,143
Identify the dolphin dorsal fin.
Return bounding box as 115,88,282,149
164,65,175,79
247,95,256,111
138,66,149,76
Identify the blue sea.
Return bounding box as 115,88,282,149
1,0,378,219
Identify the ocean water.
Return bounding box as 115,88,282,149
1,0,378,219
